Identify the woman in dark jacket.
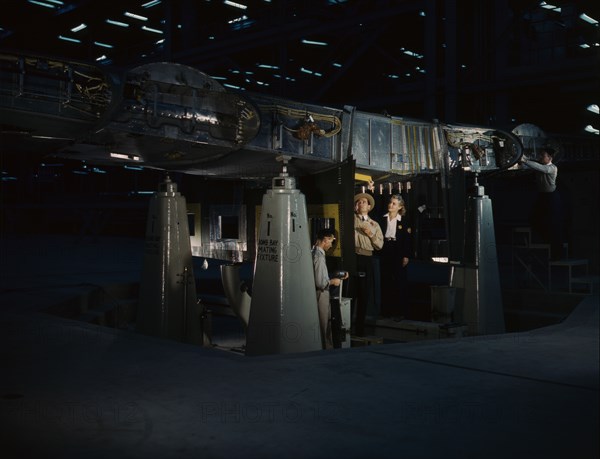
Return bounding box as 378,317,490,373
378,194,414,320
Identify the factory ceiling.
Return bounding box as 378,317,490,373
1,0,599,135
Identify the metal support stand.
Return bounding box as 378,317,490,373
246,157,322,356
137,175,206,345
451,174,505,335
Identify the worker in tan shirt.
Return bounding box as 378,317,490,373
353,193,383,336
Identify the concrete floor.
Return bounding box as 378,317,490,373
1,235,598,459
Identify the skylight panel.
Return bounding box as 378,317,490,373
106,19,130,27
244,77,265,87
110,153,141,161
125,11,148,21
301,39,328,46
71,23,87,32
142,26,163,34
540,2,561,12
142,0,162,7
224,1,247,10
402,49,423,59
228,15,248,24
300,67,322,77
584,125,599,134
2,175,18,182
230,18,254,30
579,13,599,25
27,0,57,9
58,35,81,43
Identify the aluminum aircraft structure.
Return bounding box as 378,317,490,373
0,52,532,179
0,52,550,354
